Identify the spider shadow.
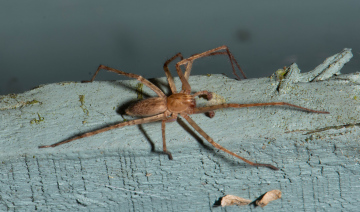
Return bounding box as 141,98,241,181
176,117,250,168
105,78,244,164
103,78,166,114
93,79,170,158
148,78,172,95
137,124,172,158
135,117,218,161
87,81,260,169
106,80,154,98
106,77,172,114
133,112,252,169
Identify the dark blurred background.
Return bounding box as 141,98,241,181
1,0,359,95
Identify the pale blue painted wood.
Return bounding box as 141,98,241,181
1,71,359,211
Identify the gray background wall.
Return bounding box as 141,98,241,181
1,0,359,95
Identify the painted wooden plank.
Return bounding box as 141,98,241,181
1,49,359,211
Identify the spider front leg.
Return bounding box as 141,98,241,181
176,45,247,88
163,52,184,94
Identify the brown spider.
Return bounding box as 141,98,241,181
39,45,329,170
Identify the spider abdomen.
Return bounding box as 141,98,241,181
125,97,167,117
167,93,196,113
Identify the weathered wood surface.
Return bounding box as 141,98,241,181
1,49,359,211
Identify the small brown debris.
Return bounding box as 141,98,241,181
221,195,251,207
262,144,266,149
256,190,282,207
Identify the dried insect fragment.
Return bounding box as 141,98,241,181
256,190,282,207
221,195,251,206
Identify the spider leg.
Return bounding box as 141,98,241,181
175,61,193,94
192,91,213,100
206,51,246,80
39,113,166,148
163,53,184,94
161,113,178,160
180,113,279,170
191,91,215,118
83,64,166,98
192,102,329,114
178,45,247,82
